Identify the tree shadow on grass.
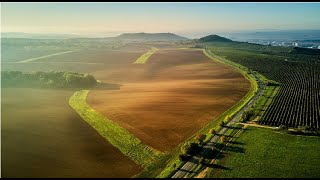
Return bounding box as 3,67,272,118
224,125,242,130
201,162,232,170
200,146,227,160
227,141,246,145
224,145,245,153
215,134,236,138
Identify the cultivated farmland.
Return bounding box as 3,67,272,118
1,47,147,73
206,42,320,129
1,88,141,178
1,43,197,177
87,49,251,151
1,40,252,177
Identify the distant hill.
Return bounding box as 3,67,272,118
113,32,189,42
289,46,320,55
198,35,233,43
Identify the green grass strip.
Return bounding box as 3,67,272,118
69,90,162,168
18,50,74,63
133,47,158,64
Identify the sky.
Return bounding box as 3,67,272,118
2,2,320,38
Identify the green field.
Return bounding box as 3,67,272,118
69,90,162,168
133,47,158,64
206,126,320,178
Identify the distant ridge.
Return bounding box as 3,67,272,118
1,32,189,42
114,32,189,41
198,34,233,42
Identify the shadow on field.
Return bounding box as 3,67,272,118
178,169,194,173
228,141,246,145
202,162,232,170
224,125,242,130
224,145,245,153
92,82,122,90
214,134,236,138
200,146,226,160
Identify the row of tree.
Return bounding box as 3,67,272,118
178,117,230,162
2,70,98,88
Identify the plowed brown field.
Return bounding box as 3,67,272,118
87,49,250,151
1,88,141,178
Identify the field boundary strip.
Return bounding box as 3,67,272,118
18,50,74,63
69,90,162,168
133,47,158,64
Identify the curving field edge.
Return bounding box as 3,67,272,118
69,90,162,168
133,47,158,64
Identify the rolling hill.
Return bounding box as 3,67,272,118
113,32,189,42
198,35,233,43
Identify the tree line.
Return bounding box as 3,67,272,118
1,70,98,88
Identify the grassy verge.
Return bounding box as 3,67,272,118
69,90,162,168
154,48,260,178
133,47,158,64
251,85,280,120
206,126,320,178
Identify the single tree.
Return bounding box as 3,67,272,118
278,125,288,131
172,163,176,169
219,121,225,127
199,157,205,164
196,133,206,145
209,128,216,135
304,125,310,131
178,154,189,162
220,135,225,143
181,142,198,155
224,115,230,122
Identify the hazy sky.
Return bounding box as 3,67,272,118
2,2,320,38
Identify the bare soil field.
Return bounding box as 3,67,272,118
116,43,151,51
39,49,145,63
1,46,69,62
1,62,106,74
87,49,250,151
1,48,146,74
1,88,141,178
146,42,184,49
